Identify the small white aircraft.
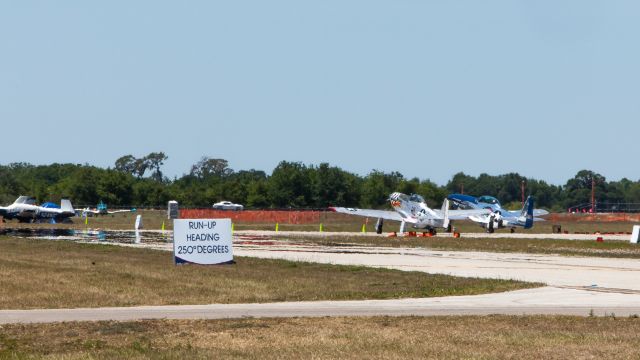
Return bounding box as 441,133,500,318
77,201,136,217
331,192,490,235
0,196,76,223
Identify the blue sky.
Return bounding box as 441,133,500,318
1,1,638,185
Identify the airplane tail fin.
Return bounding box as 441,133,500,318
60,199,74,213
442,199,450,229
520,196,534,229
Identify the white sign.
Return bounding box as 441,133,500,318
173,219,233,265
631,225,640,244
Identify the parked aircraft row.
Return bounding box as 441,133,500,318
332,193,548,234
1,192,545,233
0,197,134,223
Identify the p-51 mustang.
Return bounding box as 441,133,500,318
330,192,490,235
0,196,76,223
77,201,136,217
447,194,548,233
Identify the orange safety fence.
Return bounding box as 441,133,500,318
180,209,322,224
179,209,379,224
547,213,640,223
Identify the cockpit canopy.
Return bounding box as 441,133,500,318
14,196,36,205
477,195,500,205
41,202,61,209
409,194,425,203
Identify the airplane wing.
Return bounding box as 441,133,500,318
468,215,490,224
446,208,491,220
533,209,549,216
468,214,546,225
504,209,549,217
107,209,134,214
330,207,410,223
76,208,99,215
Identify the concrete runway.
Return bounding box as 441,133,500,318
234,240,640,291
2,232,640,323
3,287,640,324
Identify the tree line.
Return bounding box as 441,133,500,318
1,153,639,212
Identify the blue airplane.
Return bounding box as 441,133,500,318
447,194,548,233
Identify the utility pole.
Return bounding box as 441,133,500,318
521,180,525,206
591,177,596,213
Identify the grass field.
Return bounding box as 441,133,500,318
0,237,535,309
1,316,639,359
284,233,640,258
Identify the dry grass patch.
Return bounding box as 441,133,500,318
1,316,640,359
0,237,535,309
290,233,640,258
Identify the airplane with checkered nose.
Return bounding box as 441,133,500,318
330,192,490,235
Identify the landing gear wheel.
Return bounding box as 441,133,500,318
487,215,495,234
510,228,515,233
486,221,495,234
429,228,437,236
446,223,452,233
375,218,384,235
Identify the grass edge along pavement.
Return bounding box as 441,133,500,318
274,233,640,259
1,316,640,359
0,236,538,310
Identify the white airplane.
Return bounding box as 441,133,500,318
77,201,136,217
330,192,490,235
0,196,76,223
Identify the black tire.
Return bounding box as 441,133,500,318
487,216,495,233
375,218,384,234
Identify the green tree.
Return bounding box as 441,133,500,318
189,157,234,179
564,170,606,209
361,170,403,208
268,161,312,208
114,155,138,175
310,163,360,207
144,152,168,182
